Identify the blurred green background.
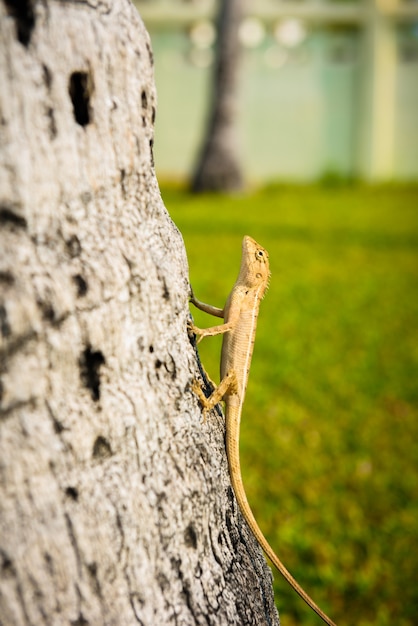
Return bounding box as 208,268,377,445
165,183,418,626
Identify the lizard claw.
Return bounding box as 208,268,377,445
187,320,205,343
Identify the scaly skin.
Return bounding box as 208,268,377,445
190,236,336,626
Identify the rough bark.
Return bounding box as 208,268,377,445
0,1,279,624
191,0,244,193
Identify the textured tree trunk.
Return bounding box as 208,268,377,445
191,0,244,193
0,1,278,624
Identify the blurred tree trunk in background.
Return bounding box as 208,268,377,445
191,0,244,192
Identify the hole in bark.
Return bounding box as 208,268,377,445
42,64,52,89
53,418,64,434
79,347,105,401
0,206,27,229
66,235,82,258
120,168,126,183
146,42,154,66
0,305,11,338
92,435,112,460
149,139,154,166
46,107,57,139
151,107,156,125
161,277,170,301
4,0,35,47
1,550,15,576
155,359,162,370
44,552,53,574
149,345,154,353
73,274,88,297
184,524,197,549
69,71,92,127
38,300,55,322
141,90,147,109
0,272,14,286
65,486,79,501
70,613,89,626
87,561,101,595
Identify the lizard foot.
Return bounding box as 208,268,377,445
191,379,212,421
187,320,205,344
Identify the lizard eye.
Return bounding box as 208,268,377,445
256,249,264,260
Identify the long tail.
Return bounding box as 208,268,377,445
226,426,337,626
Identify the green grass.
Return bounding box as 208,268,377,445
163,183,418,626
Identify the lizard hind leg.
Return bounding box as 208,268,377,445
192,370,238,420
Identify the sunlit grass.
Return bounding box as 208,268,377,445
163,183,418,626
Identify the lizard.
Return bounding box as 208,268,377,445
189,235,337,626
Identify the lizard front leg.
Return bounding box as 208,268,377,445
188,319,234,343
188,296,240,343
190,288,224,319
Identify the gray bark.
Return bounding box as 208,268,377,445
0,1,279,624
191,0,244,193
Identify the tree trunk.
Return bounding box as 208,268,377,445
0,1,278,624
191,0,244,193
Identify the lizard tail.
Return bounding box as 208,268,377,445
225,425,337,626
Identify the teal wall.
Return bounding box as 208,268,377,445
148,25,418,182
394,26,418,179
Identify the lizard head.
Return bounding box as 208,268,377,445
239,236,270,295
